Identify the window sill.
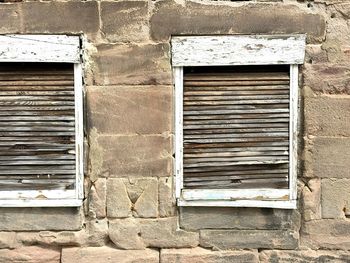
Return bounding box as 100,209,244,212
0,199,83,207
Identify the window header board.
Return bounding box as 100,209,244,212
171,35,306,67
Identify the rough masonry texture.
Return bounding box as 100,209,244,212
0,0,349,262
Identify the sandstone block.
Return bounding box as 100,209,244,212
0,232,16,249
125,177,158,218
200,230,298,249
260,250,350,263
0,207,82,231
305,137,350,178
180,207,300,231
91,135,172,178
0,246,60,263
87,86,172,135
101,1,149,42
301,178,321,221
109,218,146,250
62,247,158,263
150,1,325,43
305,96,350,136
86,219,108,247
301,219,350,250
107,178,132,218
161,247,259,263
88,178,106,218
92,43,171,85
140,217,199,248
303,63,350,94
22,1,99,36
0,4,21,33
17,231,85,247
159,177,176,217
322,179,350,219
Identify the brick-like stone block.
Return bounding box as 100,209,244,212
90,135,172,178
17,231,85,247
109,218,146,250
0,3,21,33
305,96,350,136
301,219,350,250
92,43,171,85
87,86,172,135
260,250,350,263
159,177,176,217
62,247,158,263
200,230,298,249
303,63,350,94
0,232,16,249
150,1,325,43
161,247,259,263
107,178,132,218
305,137,350,178
22,1,99,36
0,207,82,231
322,179,350,219
88,178,107,218
86,219,108,247
180,207,300,231
301,178,321,221
0,246,60,263
140,217,199,248
101,1,149,42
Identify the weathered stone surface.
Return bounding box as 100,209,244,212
301,219,350,250
140,217,199,248
0,246,60,263
62,247,159,263
109,218,146,250
200,230,298,249
22,1,99,35
305,45,328,64
322,179,350,219
101,1,149,42
150,1,325,43
159,177,176,217
180,207,300,231
305,137,350,178
17,231,85,247
92,43,171,85
260,250,350,263
86,219,108,247
0,232,16,249
107,178,132,218
87,86,172,135
125,178,158,218
0,3,21,33
91,135,172,177
305,96,350,136
301,178,321,221
0,207,82,231
161,247,259,263
88,178,107,218
303,63,350,94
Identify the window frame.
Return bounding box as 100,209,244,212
0,35,84,207
172,35,305,209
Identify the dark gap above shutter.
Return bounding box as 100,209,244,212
0,62,76,191
183,65,290,190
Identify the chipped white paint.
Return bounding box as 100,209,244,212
0,35,80,63
0,189,76,200
182,189,290,201
0,199,82,207
171,35,306,66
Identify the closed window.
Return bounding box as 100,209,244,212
172,35,305,209
0,35,83,207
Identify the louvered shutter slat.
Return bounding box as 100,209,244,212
183,69,290,190
0,64,76,191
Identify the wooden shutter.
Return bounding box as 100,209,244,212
182,66,290,191
0,63,76,191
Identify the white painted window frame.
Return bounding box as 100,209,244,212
172,35,305,209
0,35,84,207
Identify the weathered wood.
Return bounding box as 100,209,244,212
0,35,80,63
172,35,306,66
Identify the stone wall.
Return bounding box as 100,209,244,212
0,0,349,262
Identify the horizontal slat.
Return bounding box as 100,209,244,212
0,95,74,101
183,160,288,168
184,146,288,153
0,116,74,121
0,168,75,174
0,100,75,106
184,169,288,178
184,73,289,81
0,86,73,91
184,123,287,129
184,80,289,86
184,90,289,96
184,95,289,101
184,133,288,140
184,113,289,120
0,91,74,96
184,85,289,91
184,128,288,134
0,80,73,86
184,163,288,173
184,151,288,158
184,100,290,106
